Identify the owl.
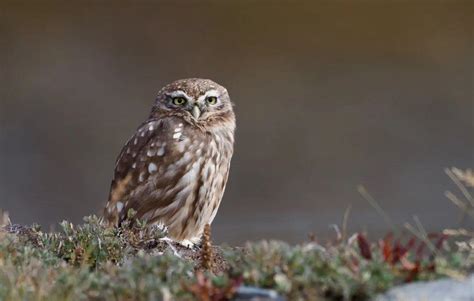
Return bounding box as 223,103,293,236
103,78,235,247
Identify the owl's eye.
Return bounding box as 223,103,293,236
172,97,187,106
206,96,218,105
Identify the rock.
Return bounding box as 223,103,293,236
375,274,474,301
233,286,286,301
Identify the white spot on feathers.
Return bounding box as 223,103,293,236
173,132,182,139
116,202,124,212
147,149,156,157
148,162,158,174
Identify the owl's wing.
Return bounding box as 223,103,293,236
104,117,192,225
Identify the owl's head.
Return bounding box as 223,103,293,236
151,78,235,130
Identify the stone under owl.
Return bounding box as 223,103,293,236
104,78,235,247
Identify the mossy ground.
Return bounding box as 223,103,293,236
0,216,472,301
0,168,472,300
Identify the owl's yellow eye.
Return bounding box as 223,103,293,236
206,96,218,105
172,97,187,106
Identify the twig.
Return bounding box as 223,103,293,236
341,204,352,241
445,168,474,207
404,216,437,255
445,191,474,219
357,185,395,231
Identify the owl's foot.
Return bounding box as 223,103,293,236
178,239,195,249
178,237,203,250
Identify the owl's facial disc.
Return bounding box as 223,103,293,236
153,80,232,126
165,89,223,121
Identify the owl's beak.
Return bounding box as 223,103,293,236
191,105,201,119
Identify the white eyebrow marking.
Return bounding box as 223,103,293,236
198,89,220,102
205,89,219,97
167,90,191,100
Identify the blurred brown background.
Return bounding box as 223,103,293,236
1,1,472,244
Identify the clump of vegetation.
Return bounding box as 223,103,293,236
226,231,473,300
0,215,239,301
0,168,472,300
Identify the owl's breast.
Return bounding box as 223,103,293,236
110,117,234,241
156,121,234,239
165,120,233,163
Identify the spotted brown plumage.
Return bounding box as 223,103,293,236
104,78,235,247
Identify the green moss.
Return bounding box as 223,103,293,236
0,214,472,301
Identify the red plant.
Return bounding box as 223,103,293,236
184,271,243,301
355,231,448,282
357,234,372,260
